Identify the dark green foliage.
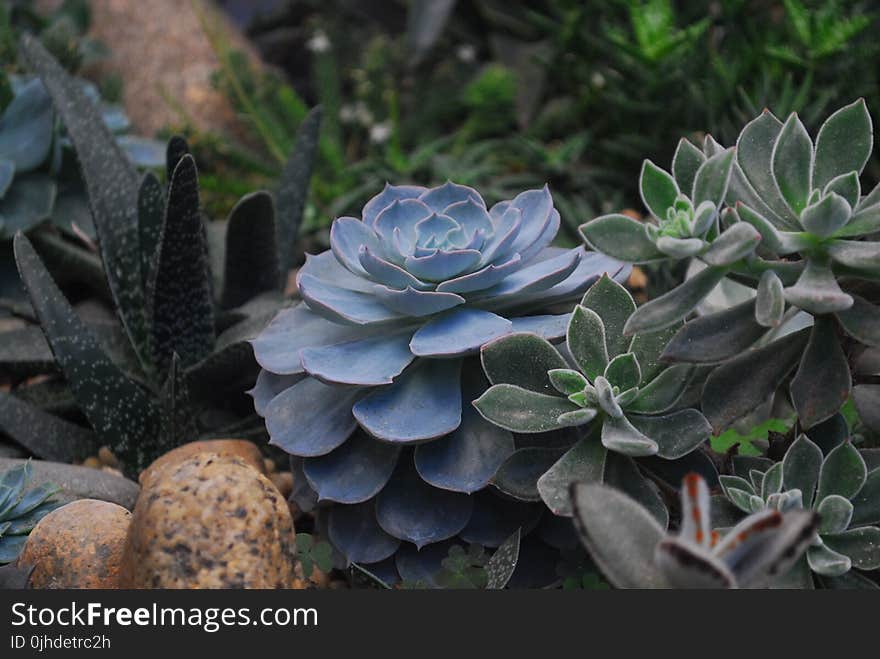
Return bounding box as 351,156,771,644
0,391,96,462
147,155,215,372
221,191,278,309
18,35,149,368
14,233,162,475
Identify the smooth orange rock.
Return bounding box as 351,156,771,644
139,439,265,489
18,500,131,589
121,453,296,589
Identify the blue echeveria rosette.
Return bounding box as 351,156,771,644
250,181,628,578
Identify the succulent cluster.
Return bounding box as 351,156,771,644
0,462,60,565
720,435,880,583
474,275,710,516
0,36,319,476
571,473,818,588
579,99,880,433
252,178,626,572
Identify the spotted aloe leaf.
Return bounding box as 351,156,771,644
147,155,215,373
221,191,280,309
276,106,321,278
137,173,164,290
18,36,149,369
0,390,96,463
13,233,162,475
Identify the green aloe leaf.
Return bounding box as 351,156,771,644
702,328,809,432
570,481,669,588
603,353,640,391
822,527,880,572
772,112,813,215
661,298,764,363
19,35,149,368
14,233,162,476
790,316,851,430
783,435,823,508
480,332,567,394
579,274,636,358
692,147,735,208
276,106,321,278
624,266,728,335
816,441,867,503
147,155,215,373
567,305,608,381
836,295,880,347
537,436,606,516
755,270,785,328
221,191,280,309
137,172,164,291
672,138,705,193
0,390,96,463
800,192,851,238
473,384,577,434
165,135,190,181
578,214,665,263
640,160,679,220
812,98,873,191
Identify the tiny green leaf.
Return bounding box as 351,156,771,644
640,160,679,220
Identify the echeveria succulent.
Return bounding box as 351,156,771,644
0,462,61,565
571,473,818,589
579,100,880,433
251,181,625,568
474,275,710,516
720,435,880,584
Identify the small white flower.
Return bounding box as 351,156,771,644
307,31,331,53
456,44,476,63
369,121,393,144
590,71,606,89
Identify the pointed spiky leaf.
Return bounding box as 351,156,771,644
18,35,148,366
221,191,280,309
14,233,161,475
147,155,214,373
276,107,321,277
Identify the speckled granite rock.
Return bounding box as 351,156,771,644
0,458,139,509
139,439,265,490
120,453,296,589
18,500,131,588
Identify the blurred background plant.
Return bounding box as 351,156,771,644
178,0,880,253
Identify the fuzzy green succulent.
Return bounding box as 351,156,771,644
474,274,710,517
0,462,60,565
580,100,880,435
720,435,880,584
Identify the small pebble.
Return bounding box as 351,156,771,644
18,500,131,589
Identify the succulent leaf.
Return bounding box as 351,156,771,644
790,316,851,429
782,435,823,508
221,191,280,309
816,441,867,503
473,383,577,434
672,138,705,193
578,213,666,263
771,113,814,215
480,332,567,394
662,298,764,363
692,147,735,208
812,98,873,191
640,160,679,220
537,437,606,516
567,305,608,380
